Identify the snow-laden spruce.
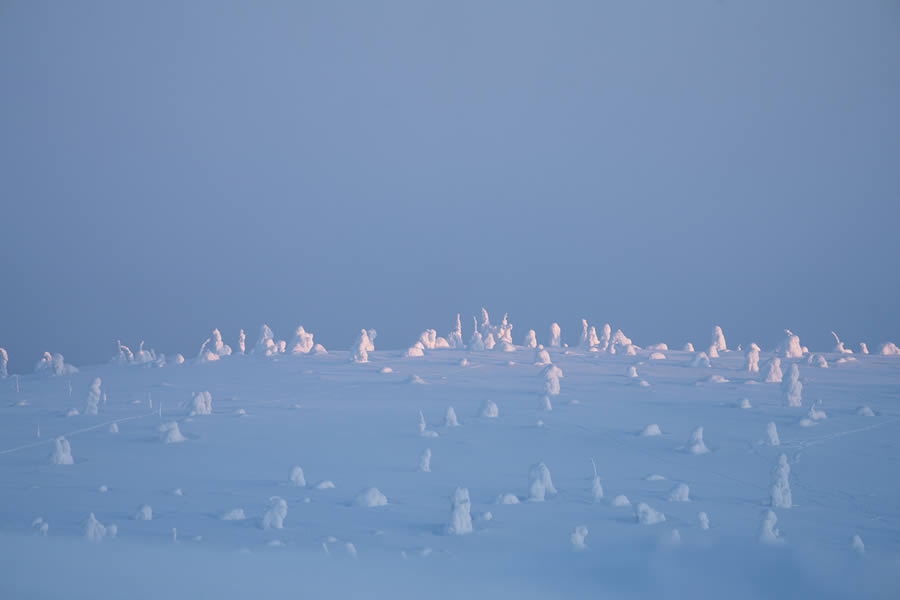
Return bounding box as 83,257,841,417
355,487,388,507
32,517,49,536
534,345,551,365
539,395,552,411
290,465,306,487
759,509,783,544
85,513,117,542
711,326,727,353
879,342,900,355
0,347,7,378
699,512,710,530
159,421,186,444
221,508,246,521
444,406,459,427
777,330,804,358
34,352,78,376
635,503,666,525
782,364,802,407
134,505,152,521
745,343,760,373
253,324,280,357
766,422,780,446
468,317,485,351
84,377,102,415
740,397,752,409
418,411,438,438
528,462,557,501
570,525,589,550
447,487,473,535
237,329,246,354
549,323,561,347
543,364,563,396
350,329,374,363
612,495,631,507
831,331,852,354
770,454,792,509
809,353,828,368
687,426,709,454
481,400,498,418
112,341,134,365
690,352,711,368
289,326,315,354
859,342,869,354
189,390,213,416
522,329,537,349
852,534,865,555
764,357,783,383
667,483,690,502
418,448,431,473
50,436,74,465
197,328,231,362
590,458,603,502
262,496,287,529
447,314,464,349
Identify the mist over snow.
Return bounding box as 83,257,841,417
1,0,900,598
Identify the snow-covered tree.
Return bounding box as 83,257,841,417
745,343,760,373
549,323,561,347
84,377,102,415
447,487,473,535
782,364,802,407
770,454,792,508
350,329,372,363
289,326,315,354
777,329,803,358
0,347,7,378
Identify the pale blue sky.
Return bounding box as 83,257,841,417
1,1,899,371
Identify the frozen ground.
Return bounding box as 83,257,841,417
1,329,899,598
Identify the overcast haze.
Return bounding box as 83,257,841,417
1,0,899,372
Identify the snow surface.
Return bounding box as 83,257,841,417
0,341,899,598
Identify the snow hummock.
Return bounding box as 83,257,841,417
612,495,631,507
690,352,711,368
50,436,74,465
84,377,102,415
290,465,306,487
764,357,783,383
189,390,213,416
418,448,431,473
857,405,875,417
528,462,557,501
85,513,116,542
355,488,388,508
315,480,335,490
221,508,246,521
687,426,709,455
766,422,780,446
635,502,666,525
809,353,828,368
481,400,499,418
497,493,519,505
667,483,690,502
770,454,792,509
878,342,900,356
640,424,662,437
759,510,783,544
740,398,753,409
782,364,802,407
134,505,152,521
262,496,287,529
570,525,589,550
159,421,186,444
649,352,666,361
447,487,473,535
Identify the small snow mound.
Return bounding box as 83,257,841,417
704,374,730,384
497,493,520,505
262,497,287,530
134,505,152,521
699,512,710,530
315,480,336,490
627,365,638,378
857,405,875,417
667,483,690,502
683,342,695,352
32,517,48,536
571,525,589,550
98,485,108,493
222,508,246,521
50,436,73,465
640,424,662,437
444,406,459,427
66,408,80,417
636,503,666,525
649,352,666,360
646,474,666,481
481,400,499,418
407,375,427,385
638,380,651,388
172,488,183,496
355,488,388,507
233,408,247,416
806,403,827,422
290,465,306,487
612,495,631,507
528,462,557,501
108,422,119,433
690,352,711,368
740,398,752,409
379,367,393,374
159,421,185,444
458,358,469,367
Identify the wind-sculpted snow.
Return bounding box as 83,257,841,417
0,331,898,599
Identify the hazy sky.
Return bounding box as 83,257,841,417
1,1,899,372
